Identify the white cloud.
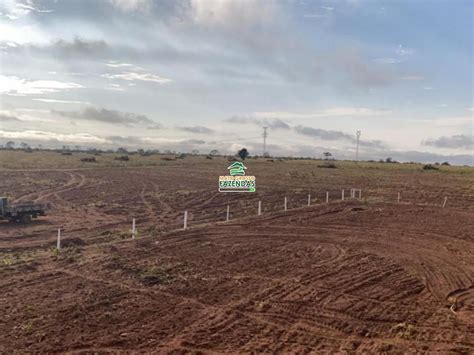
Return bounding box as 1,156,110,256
255,107,391,119
109,0,152,12
106,83,125,91
33,98,90,104
189,0,279,28
373,44,415,65
0,129,108,144
106,61,135,68
396,44,414,57
102,71,171,84
0,75,83,95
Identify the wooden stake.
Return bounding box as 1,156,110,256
326,191,329,203
226,205,230,221
341,189,345,201
183,211,188,230
57,228,61,250
442,197,447,208
308,194,311,206
284,196,287,211
398,192,401,204
258,200,262,215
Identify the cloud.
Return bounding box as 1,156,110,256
0,75,83,95
0,113,21,122
53,37,107,56
177,126,214,134
255,107,390,119
0,0,52,20
52,107,160,128
423,135,473,150
101,71,172,84
294,125,353,141
294,125,386,149
109,0,153,12
0,129,107,144
182,139,206,144
33,98,90,104
373,44,414,65
106,61,134,68
224,115,290,129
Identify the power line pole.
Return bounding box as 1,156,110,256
356,130,361,161
263,126,268,156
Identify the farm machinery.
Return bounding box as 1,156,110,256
0,197,47,223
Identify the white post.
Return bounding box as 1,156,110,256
284,196,287,211
132,218,136,239
358,189,362,199
350,189,354,198
442,197,447,208
258,200,262,216
226,205,230,221
183,211,188,230
57,228,61,250
326,191,329,203
397,192,401,204
307,194,311,206
341,189,344,201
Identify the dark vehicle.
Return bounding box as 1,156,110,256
0,197,47,223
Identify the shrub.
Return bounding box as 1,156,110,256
115,155,129,161
423,164,439,170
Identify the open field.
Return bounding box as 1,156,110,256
0,151,473,353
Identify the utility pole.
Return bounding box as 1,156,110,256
356,130,361,161
262,126,268,156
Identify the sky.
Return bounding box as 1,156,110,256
0,0,473,164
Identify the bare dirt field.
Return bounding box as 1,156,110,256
0,151,473,353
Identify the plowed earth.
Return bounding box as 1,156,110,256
0,157,473,353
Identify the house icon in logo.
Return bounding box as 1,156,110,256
227,161,247,176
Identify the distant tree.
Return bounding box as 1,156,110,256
238,148,249,160
6,141,15,149
117,147,128,154
209,149,219,156
137,148,145,156
191,149,200,155
323,152,332,160
20,142,30,150
385,157,393,163
441,161,450,166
